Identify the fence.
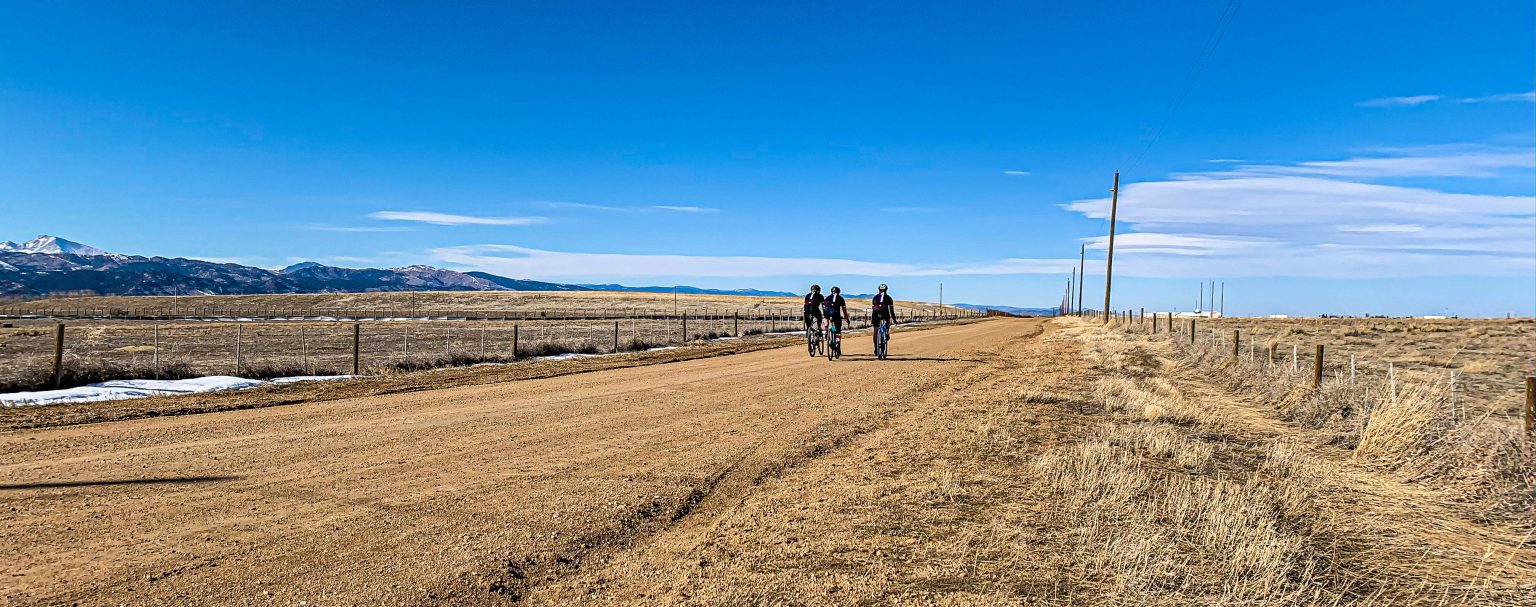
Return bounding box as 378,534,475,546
1085,309,1536,443
0,308,981,392
0,305,983,323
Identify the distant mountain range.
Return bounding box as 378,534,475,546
952,303,1058,317
0,235,797,298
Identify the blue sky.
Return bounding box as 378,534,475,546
1,1,1531,316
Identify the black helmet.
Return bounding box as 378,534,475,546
830,286,840,294
810,284,821,292
878,283,888,291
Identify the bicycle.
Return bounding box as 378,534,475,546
826,321,841,360
874,319,890,360
806,321,823,357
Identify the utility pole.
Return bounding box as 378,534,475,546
1068,267,1076,315
1076,243,1085,316
939,283,944,312
1101,171,1120,324
1220,282,1225,317
1198,282,1204,313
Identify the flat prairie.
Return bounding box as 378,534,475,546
1,317,1530,606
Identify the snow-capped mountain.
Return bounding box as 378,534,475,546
0,235,109,256
0,235,823,298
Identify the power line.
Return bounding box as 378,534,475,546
1127,0,1246,173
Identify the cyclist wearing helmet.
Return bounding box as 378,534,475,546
871,283,896,344
803,284,825,330
822,286,849,334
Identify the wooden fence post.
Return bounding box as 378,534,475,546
733,312,739,337
513,324,519,360
681,313,687,343
351,323,360,375
153,324,161,379
1313,344,1325,388
614,321,620,352
235,324,243,376
1188,319,1196,343
1232,330,1240,358
50,323,65,388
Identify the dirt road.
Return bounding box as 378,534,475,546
1,318,1039,605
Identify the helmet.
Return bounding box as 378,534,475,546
810,284,821,292
830,286,840,293
878,283,888,291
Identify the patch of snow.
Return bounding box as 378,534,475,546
0,375,352,407
0,235,109,256
269,375,355,384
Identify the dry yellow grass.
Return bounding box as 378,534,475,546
4,289,956,317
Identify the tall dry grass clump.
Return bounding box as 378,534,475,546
1031,423,1335,605
1164,325,1535,519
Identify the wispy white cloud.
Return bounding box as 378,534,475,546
1357,94,1441,107
1207,158,1245,163
1458,91,1536,104
1002,170,1031,176
428,244,1074,279
370,211,547,226
651,205,717,213
543,201,626,211
881,206,945,213
1064,146,1536,278
1221,145,1533,179
1358,91,1535,107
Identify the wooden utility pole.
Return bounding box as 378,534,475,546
1102,171,1120,323
1068,268,1076,315
1220,282,1226,317
1077,244,1085,316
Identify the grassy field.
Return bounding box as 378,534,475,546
1126,316,1534,418
0,290,970,393
1,289,957,318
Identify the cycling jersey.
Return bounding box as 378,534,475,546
821,293,846,317
822,294,846,328
803,292,825,321
871,292,895,320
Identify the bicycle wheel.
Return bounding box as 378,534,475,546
807,326,817,357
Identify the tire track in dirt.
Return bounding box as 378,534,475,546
0,318,1038,606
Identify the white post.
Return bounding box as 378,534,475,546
1291,345,1298,373
1349,355,1355,384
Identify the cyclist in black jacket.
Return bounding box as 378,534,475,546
803,284,825,331
871,283,895,348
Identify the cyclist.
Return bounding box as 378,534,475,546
803,284,825,334
871,283,895,349
822,286,849,342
